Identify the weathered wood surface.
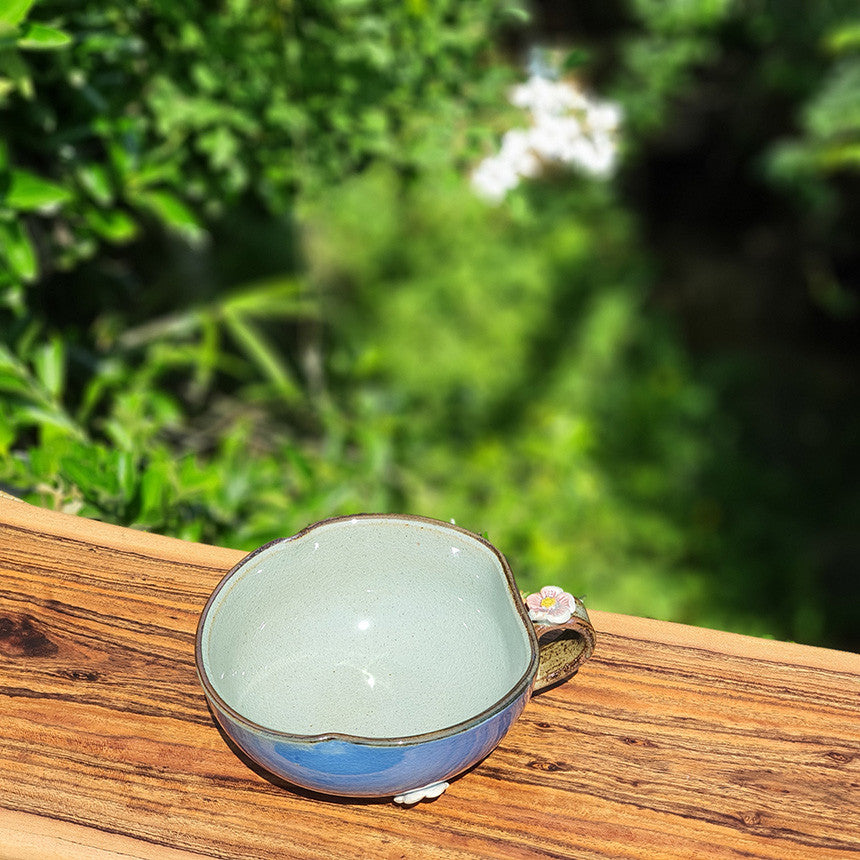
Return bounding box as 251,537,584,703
0,496,857,860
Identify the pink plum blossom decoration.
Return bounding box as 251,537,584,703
526,586,575,625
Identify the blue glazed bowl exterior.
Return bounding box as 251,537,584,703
209,685,531,797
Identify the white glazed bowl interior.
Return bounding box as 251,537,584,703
199,517,534,739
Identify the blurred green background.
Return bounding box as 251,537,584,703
1,0,858,650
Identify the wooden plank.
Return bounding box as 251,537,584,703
0,497,858,859
0,808,210,860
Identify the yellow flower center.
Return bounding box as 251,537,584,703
540,596,557,609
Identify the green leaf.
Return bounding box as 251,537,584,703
0,370,32,397
0,0,37,27
803,59,860,141
818,141,860,169
134,189,205,243
0,342,22,370
0,78,17,101
60,450,112,494
18,404,83,438
0,219,37,280
32,337,65,400
116,450,136,501
3,169,72,212
139,466,167,521
221,277,316,319
563,48,592,70
500,2,530,23
0,48,33,99
77,164,113,206
197,126,239,170
16,22,72,50
84,207,138,243
827,23,860,55
222,310,302,399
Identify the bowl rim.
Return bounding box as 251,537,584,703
195,513,540,747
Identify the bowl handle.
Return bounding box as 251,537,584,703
524,587,596,694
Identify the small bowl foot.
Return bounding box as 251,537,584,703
393,781,449,805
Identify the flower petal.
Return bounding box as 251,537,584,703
526,593,544,612
545,604,573,624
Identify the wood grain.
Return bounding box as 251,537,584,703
0,497,858,859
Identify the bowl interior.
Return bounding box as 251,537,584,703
199,517,535,738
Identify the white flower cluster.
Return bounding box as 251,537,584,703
471,75,622,203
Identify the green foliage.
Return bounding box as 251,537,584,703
616,0,735,133
1,0,857,651
302,166,741,632
768,56,860,181
0,0,519,305
755,9,860,320
1,0,526,546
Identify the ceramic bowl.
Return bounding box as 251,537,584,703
195,514,595,803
